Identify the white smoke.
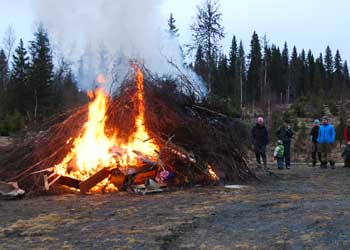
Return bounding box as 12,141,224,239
32,0,206,96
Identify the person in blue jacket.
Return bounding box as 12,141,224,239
317,116,336,169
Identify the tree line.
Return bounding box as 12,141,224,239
0,25,85,134
170,0,350,114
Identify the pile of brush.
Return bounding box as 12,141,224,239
0,70,255,194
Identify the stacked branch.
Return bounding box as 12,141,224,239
0,74,255,193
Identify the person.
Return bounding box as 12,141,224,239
310,119,321,166
341,141,350,168
317,116,336,169
273,140,285,169
343,119,350,143
276,121,294,169
251,117,269,169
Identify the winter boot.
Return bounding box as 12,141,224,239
312,160,316,167
330,161,335,169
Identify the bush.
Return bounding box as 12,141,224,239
0,111,25,135
291,97,308,118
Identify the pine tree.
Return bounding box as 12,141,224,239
247,31,262,105
27,25,54,121
9,39,30,114
314,53,325,96
344,60,349,82
168,13,179,36
190,0,224,93
297,49,307,97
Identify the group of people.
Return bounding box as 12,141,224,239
251,115,350,170
251,117,293,170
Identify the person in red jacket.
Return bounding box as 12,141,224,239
344,119,350,143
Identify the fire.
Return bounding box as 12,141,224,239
208,164,219,181
53,67,159,191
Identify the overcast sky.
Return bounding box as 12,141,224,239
1,0,350,62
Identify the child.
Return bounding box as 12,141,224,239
342,141,350,168
274,140,285,169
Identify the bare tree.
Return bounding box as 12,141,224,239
2,25,16,65
190,0,224,94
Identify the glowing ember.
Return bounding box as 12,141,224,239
53,67,159,191
208,165,219,181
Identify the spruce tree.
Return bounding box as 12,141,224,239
0,49,9,117
237,40,246,108
27,25,54,121
194,45,207,80
307,50,315,92
324,46,334,93
228,35,238,98
247,31,262,105
281,42,289,99
289,46,299,102
168,13,179,36
9,39,30,114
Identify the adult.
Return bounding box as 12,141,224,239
317,116,336,169
251,117,269,169
310,119,321,166
276,121,294,169
343,118,350,143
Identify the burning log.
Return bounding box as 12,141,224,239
79,168,111,194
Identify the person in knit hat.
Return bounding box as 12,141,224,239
251,117,269,169
310,119,321,166
276,120,294,169
273,140,285,169
342,141,350,168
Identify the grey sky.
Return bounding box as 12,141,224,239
1,0,350,62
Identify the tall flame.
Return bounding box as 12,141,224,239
53,66,159,190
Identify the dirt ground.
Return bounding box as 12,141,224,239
1,164,350,250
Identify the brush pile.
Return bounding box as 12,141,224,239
0,69,254,194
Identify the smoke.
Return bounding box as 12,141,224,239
32,0,206,96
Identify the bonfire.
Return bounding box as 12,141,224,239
0,64,254,195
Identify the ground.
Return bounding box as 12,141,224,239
1,164,350,250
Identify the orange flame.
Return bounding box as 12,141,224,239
53,68,159,191
208,164,219,181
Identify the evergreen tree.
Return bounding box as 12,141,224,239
314,54,325,96
0,49,9,117
9,39,30,114
281,42,289,100
324,46,334,93
307,50,315,92
168,13,179,36
27,25,54,121
247,31,262,105
190,0,224,93
228,35,238,98
289,46,299,102
334,49,343,81
237,40,246,108
297,49,307,97
344,60,349,82
270,45,283,99
194,45,207,80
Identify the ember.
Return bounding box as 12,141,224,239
0,64,255,194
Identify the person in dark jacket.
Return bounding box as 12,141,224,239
276,121,294,169
310,119,321,166
251,117,269,169
342,141,350,168
318,116,336,169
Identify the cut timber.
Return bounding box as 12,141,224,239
57,176,80,189
79,168,111,194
